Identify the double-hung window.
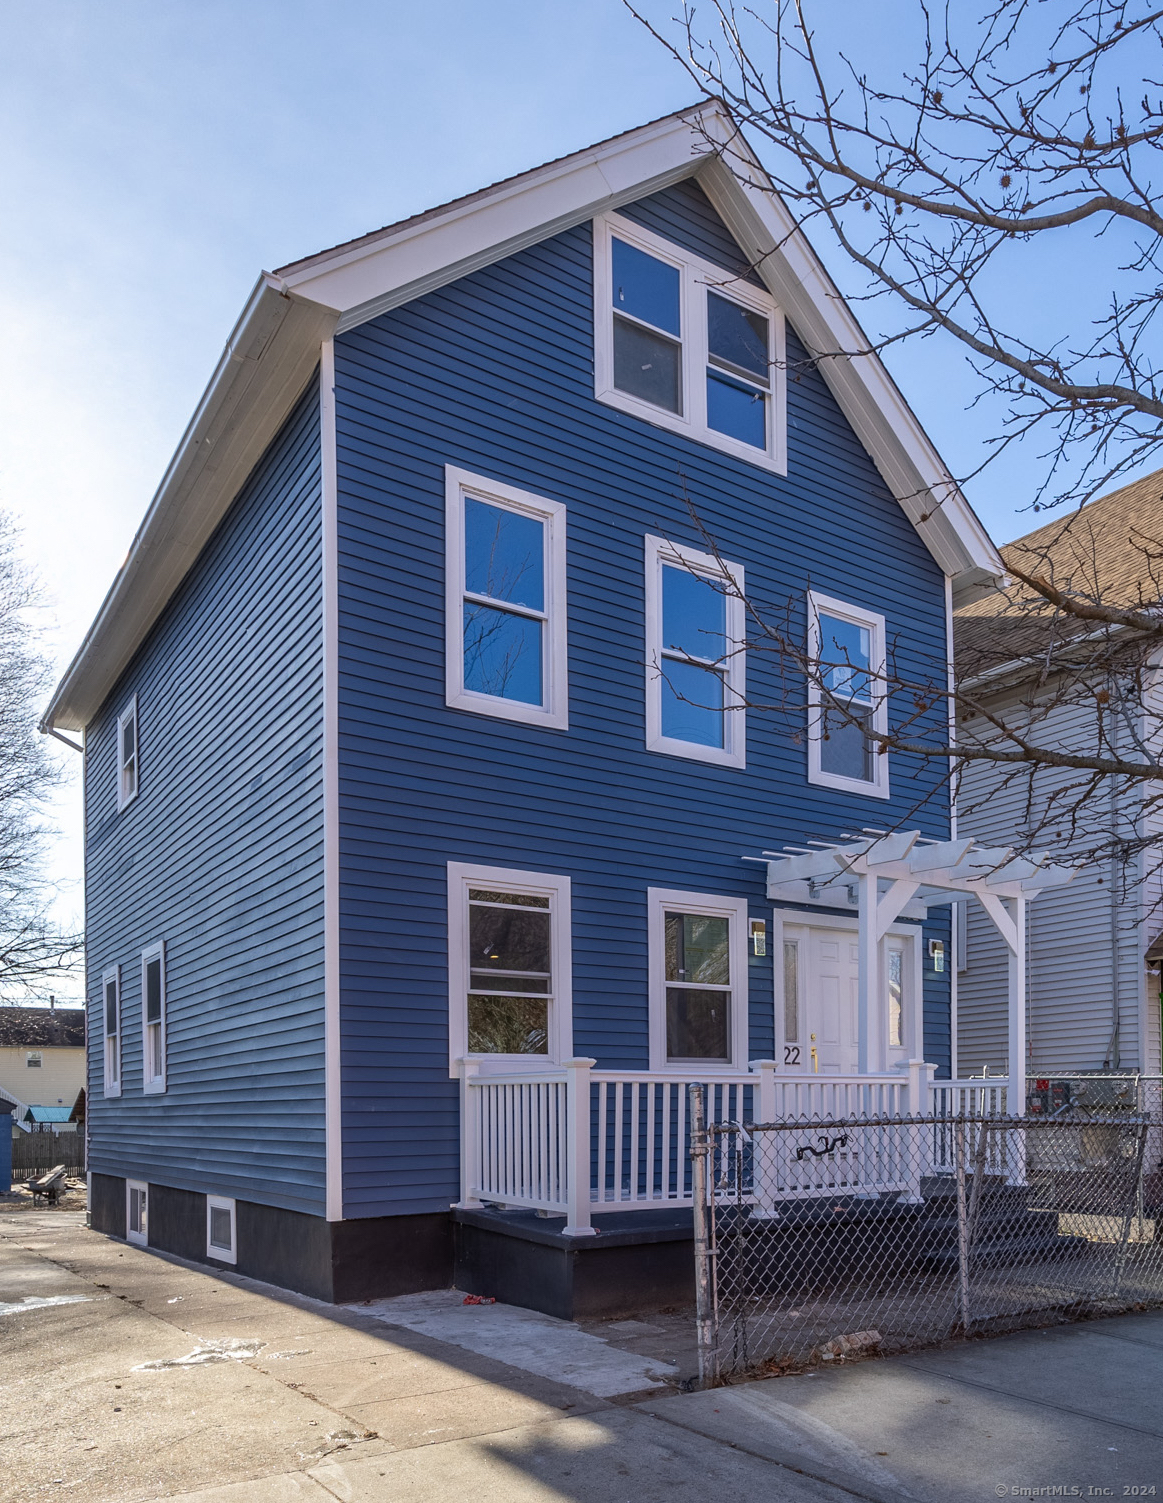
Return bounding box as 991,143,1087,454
807,591,889,798
445,467,567,729
102,965,121,1097
447,862,572,1073
117,695,138,810
648,889,748,1071
141,941,167,1094
645,536,746,767
595,214,786,472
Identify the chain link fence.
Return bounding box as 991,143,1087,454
690,1087,1163,1386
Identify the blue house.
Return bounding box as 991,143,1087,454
43,103,1015,1314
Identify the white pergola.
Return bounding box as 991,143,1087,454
757,831,1078,1095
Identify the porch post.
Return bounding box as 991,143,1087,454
456,1057,483,1209
1007,896,1027,1117
563,1057,597,1237
857,873,879,1074
750,1060,780,1219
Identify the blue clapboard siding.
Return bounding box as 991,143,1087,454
334,179,953,1219
84,383,326,1217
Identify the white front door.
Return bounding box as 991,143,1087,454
782,925,860,1074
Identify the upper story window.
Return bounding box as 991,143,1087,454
117,696,138,811
26,1050,42,1068
447,862,572,1074
647,888,749,1071
807,591,890,798
594,213,786,473
445,466,567,730
102,966,121,1098
141,941,167,1094
645,535,746,769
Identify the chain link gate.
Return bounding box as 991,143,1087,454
689,1085,1163,1386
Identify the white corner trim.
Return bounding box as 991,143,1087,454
806,589,890,800
321,340,343,1223
140,941,167,1095
644,534,746,769
447,861,573,1077
445,466,568,730
594,213,787,475
647,887,749,1072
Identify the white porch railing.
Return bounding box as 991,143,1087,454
459,1059,1007,1234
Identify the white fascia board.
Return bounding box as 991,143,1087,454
277,110,719,334
42,279,339,732
692,125,1002,606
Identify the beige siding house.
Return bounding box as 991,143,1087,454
0,1006,86,1118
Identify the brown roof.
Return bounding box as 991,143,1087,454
0,1007,85,1049
955,467,1163,672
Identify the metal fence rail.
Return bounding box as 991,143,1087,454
690,1090,1163,1386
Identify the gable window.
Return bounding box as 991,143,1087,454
102,966,121,1098
445,467,567,729
807,591,889,798
595,213,786,472
26,1050,42,1068
447,862,572,1074
141,942,167,1094
117,696,138,810
645,535,746,768
647,888,749,1071
206,1195,237,1265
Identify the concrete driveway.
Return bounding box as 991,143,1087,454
1,1208,1160,1502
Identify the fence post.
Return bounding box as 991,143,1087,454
690,1083,719,1388
456,1058,483,1210
563,1058,596,1237
954,1117,971,1333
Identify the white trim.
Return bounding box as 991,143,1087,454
116,694,138,811
445,467,568,729
447,861,572,1077
321,339,343,1223
594,213,787,474
126,1179,148,1246
206,1194,238,1265
647,887,749,1072
644,535,746,768
101,965,121,1099
807,589,890,799
140,941,167,1095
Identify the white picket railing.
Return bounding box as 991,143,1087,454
458,1058,978,1233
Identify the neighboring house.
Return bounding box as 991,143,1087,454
955,469,1163,1079
22,1105,77,1134
42,103,1009,1312
0,1006,86,1120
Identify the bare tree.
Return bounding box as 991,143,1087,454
0,516,82,996
629,1,1163,861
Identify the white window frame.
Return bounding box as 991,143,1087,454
593,213,787,474
445,466,568,730
116,694,139,811
102,964,121,1098
645,535,746,768
25,1050,42,1069
647,887,749,1072
447,861,572,1077
126,1179,148,1247
807,590,890,799
206,1194,237,1265
140,941,167,1095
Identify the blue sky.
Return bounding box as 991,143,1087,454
0,1,1135,997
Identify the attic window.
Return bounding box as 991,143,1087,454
117,696,138,811
26,1051,42,1068
595,212,786,473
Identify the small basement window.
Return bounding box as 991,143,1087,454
206,1195,237,1265
126,1180,148,1247
117,695,139,811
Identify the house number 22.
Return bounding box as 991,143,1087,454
784,1045,801,1065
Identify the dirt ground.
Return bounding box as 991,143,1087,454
1,1177,88,1212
